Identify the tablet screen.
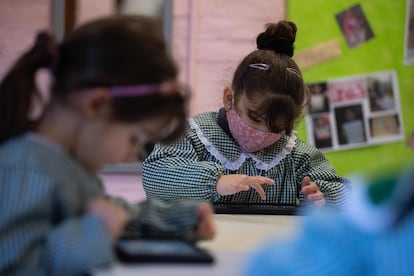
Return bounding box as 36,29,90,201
116,239,214,264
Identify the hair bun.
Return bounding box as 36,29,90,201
256,20,297,57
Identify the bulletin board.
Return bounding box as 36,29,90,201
288,0,414,176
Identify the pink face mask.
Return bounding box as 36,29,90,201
226,109,282,153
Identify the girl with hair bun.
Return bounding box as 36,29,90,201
143,20,351,208
0,15,215,275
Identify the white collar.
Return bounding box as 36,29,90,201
189,117,296,171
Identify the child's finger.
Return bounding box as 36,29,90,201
249,182,267,200
302,176,311,187
257,176,275,185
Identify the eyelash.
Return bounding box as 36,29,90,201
247,111,265,123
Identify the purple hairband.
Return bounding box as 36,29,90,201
110,81,176,97
249,63,270,71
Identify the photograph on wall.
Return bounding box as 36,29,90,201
369,114,401,138
311,113,333,149
305,70,404,152
308,82,330,114
367,72,396,112
334,104,366,145
335,4,374,49
404,0,414,64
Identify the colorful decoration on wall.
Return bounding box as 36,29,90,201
335,4,374,49
305,70,405,151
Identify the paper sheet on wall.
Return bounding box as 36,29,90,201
305,70,405,152
295,40,342,69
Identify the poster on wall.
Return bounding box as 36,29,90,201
335,3,374,49
404,0,414,64
305,70,405,152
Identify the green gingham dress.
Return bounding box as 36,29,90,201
143,111,351,207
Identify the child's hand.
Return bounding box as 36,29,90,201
216,174,275,200
301,176,325,206
87,198,130,240
194,203,216,239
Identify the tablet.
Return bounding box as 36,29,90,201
214,203,301,215
115,238,214,264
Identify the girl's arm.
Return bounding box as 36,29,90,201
111,197,215,240
142,134,224,201
294,142,351,207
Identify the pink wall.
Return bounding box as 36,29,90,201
173,0,286,115
0,0,49,78
76,0,113,26
0,0,114,80
0,0,286,115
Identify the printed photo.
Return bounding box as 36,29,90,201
369,114,400,138
312,113,333,149
335,4,374,49
367,72,396,112
404,0,414,64
308,82,330,114
334,104,366,145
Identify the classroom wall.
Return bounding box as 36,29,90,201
0,0,49,78
288,0,414,176
172,0,286,115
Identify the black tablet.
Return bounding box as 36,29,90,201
115,238,214,264
213,203,301,215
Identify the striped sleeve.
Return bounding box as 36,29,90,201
110,197,200,239
293,142,352,207
41,215,113,275
0,167,113,275
142,134,223,201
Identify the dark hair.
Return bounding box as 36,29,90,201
231,20,309,135
0,15,187,144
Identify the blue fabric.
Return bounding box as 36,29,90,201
245,167,414,276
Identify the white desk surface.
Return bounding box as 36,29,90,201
94,214,302,276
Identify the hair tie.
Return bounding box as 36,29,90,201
110,81,178,97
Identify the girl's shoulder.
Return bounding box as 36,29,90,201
0,134,80,178
191,112,219,127
292,137,320,152
0,135,38,163
188,111,228,140
289,137,328,162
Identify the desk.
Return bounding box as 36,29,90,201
94,214,301,276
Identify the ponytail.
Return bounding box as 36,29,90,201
0,31,56,144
